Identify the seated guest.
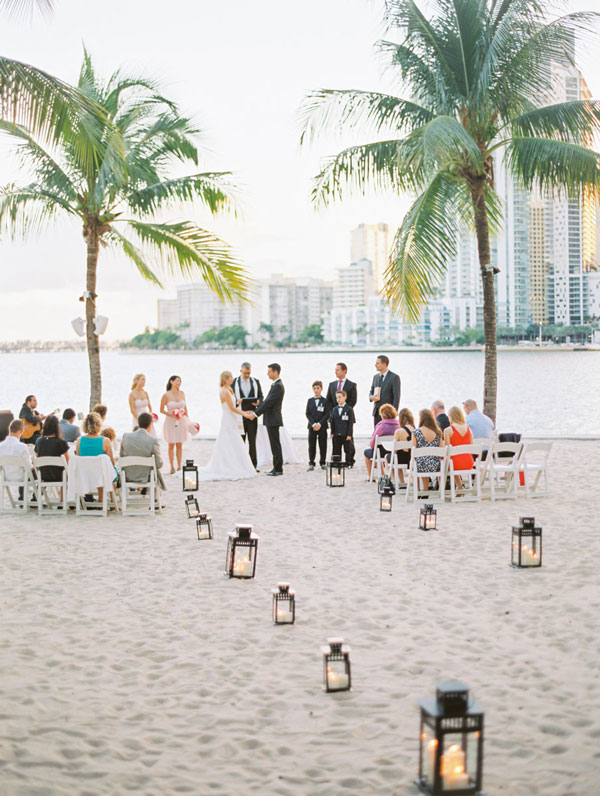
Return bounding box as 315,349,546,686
101,427,118,456
0,419,33,485
19,394,47,446
389,407,416,483
431,399,450,432
119,412,166,491
76,412,116,503
60,408,81,443
412,409,443,495
443,405,474,489
35,415,70,482
364,404,399,479
92,404,108,427
463,399,494,450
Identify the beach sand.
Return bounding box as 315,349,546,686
1,439,598,795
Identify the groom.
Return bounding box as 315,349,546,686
250,363,284,476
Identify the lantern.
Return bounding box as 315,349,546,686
185,494,200,519
378,475,395,512
419,503,437,531
196,513,213,540
225,524,259,579
322,637,351,692
416,680,484,795
326,454,345,487
511,516,542,568
182,459,198,492
272,582,295,624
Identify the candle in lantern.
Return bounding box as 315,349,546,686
422,735,437,783
233,557,252,577
326,666,349,690
276,608,293,623
442,745,469,790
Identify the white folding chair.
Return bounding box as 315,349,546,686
406,447,448,503
368,435,395,482
447,444,484,502
385,440,413,490
34,456,68,514
519,441,552,497
488,442,523,501
119,456,160,516
67,455,119,517
0,455,36,512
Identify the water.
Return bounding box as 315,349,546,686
0,349,598,438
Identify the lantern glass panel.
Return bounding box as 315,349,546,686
272,583,295,624
380,493,393,511
182,459,198,492
185,495,200,518
327,457,345,487
196,514,213,540
226,525,258,578
322,638,351,692
419,504,437,530
511,517,542,568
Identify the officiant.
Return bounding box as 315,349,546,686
233,362,263,470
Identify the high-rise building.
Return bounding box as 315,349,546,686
333,258,376,309
175,284,244,343
350,223,390,291
255,274,333,342
157,298,178,331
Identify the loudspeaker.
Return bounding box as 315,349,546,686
0,410,14,441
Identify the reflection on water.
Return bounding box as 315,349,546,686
0,349,597,437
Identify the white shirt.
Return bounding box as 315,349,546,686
240,377,251,398
0,435,32,481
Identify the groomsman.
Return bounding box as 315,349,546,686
305,381,329,471
329,390,356,467
233,362,263,469
326,362,357,409
369,355,401,426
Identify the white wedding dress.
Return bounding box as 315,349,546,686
197,399,256,481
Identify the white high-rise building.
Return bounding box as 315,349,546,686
333,258,376,309
350,223,390,291
254,274,333,342
175,284,244,343
157,298,178,331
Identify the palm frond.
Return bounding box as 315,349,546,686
413,114,483,173
299,88,433,145
510,101,600,145
506,137,600,197
0,183,76,238
0,0,53,20
124,219,251,302
383,172,460,322
106,227,163,286
376,40,440,107
127,172,237,216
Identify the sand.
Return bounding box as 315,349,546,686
1,438,598,795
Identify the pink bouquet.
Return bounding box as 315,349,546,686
172,408,186,428
187,419,200,437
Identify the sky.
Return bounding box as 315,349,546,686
0,0,598,341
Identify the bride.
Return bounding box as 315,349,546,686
196,371,257,481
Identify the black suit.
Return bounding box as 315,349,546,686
305,396,330,466
369,370,401,426
327,378,357,409
329,404,356,465
254,378,284,472
233,376,263,468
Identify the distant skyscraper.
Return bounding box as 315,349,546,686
157,298,178,330
175,284,244,343
333,258,375,309
350,223,390,292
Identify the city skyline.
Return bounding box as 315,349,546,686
0,0,598,341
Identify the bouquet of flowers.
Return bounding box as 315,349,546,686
172,408,186,428
152,413,159,422
187,419,200,436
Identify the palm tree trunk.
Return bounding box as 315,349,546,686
470,178,497,424
85,227,102,409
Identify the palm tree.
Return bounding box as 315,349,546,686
300,0,600,421
0,51,249,406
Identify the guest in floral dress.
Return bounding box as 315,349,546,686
411,409,442,494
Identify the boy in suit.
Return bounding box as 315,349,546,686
329,390,355,467
305,380,329,471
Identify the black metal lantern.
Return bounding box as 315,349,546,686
419,503,437,531
272,582,295,624
378,475,395,511
326,454,345,487
185,494,200,518
416,680,484,795
511,516,542,568
322,637,351,692
225,524,259,579
196,513,213,540
182,459,198,491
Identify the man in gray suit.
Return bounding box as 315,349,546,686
369,354,401,426
119,413,166,491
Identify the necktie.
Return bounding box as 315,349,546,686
337,380,342,391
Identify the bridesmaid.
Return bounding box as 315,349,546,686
160,374,189,474
129,373,153,428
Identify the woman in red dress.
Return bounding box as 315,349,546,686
443,405,474,489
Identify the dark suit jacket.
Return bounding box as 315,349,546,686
305,396,330,430
369,370,401,417
329,404,355,438
254,379,284,427
327,378,357,409
233,376,263,412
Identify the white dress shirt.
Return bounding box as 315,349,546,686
0,435,32,480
